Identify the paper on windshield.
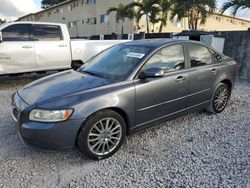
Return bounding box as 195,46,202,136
127,52,145,59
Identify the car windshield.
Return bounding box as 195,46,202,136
79,44,153,80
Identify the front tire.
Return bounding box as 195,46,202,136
207,83,230,114
77,110,126,160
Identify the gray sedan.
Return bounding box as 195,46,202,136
11,39,237,160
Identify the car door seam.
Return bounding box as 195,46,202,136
134,100,210,128
137,88,210,112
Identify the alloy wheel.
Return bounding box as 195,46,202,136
87,118,122,156
214,86,229,112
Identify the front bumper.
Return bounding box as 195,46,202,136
11,93,83,150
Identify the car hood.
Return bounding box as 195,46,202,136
18,70,116,105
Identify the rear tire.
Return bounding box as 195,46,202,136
206,83,230,114
77,110,126,160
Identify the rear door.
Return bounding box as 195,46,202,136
185,43,220,108
134,44,189,126
32,24,71,70
0,24,37,74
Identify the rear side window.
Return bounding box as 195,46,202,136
33,24,63,41
210,50,223,63
145,44,185,73
187,43,212,67
2,24,31,41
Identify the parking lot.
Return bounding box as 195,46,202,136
0,74,250,187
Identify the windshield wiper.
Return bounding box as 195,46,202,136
79,70,105,78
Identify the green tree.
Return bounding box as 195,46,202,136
132,9,144,32
171,0,216,30
129,0,161,33
41,0,66,9
107,3,134,34
149,8,160,33
0,18,6,25
221,0,250,16
158,0,172,33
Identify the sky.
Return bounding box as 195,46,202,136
0,0,250,21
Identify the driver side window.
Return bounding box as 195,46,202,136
145,44,185,73
2,24,31,42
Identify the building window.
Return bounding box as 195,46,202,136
60,8,64,14
100,15,109,23
89,0,96,5
68,4,75,11
215,16,221,22
89,17,97,25
68,22,74,28
47,12,51,17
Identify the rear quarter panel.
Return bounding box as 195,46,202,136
214,58,237,90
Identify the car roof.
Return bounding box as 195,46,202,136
0,21,66,28
122,39,193,48
122,39,222,54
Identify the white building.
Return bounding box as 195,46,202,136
18,0,250,37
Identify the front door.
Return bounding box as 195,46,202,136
0,24,37,74
134,44,189,127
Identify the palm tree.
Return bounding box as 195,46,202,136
0,18,6,25
221,0,250,16
132,9,144,32
149,8,160,33
171,0,216,30
107,3,134,34
158,0,172,33
129,0,161,33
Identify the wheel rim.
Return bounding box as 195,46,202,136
214,86,228,111
87,118,122,156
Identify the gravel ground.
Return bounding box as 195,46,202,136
0,74,250,188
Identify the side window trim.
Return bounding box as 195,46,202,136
134,43,187,79
2,24,33,42
143,44,186,74
32,24,64,41
185,42,213,68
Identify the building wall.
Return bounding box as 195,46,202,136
199,13,250,31
18,0,250,37
218,29,250,81
19,0,135,37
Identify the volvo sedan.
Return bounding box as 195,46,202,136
11,39,237,160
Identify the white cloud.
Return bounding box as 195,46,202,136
0,0,41,21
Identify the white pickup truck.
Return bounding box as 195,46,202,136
0,22,128,75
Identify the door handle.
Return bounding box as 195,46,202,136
22,45,33,49
58,44,67,47
211,68,217,74
175,76,185,82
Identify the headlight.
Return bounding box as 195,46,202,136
29,109,73,122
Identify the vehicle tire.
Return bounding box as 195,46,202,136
77,110,126,160
206,83,230,114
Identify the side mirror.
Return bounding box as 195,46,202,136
0,31,2,43
215,54,222,62
139,67,164,79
